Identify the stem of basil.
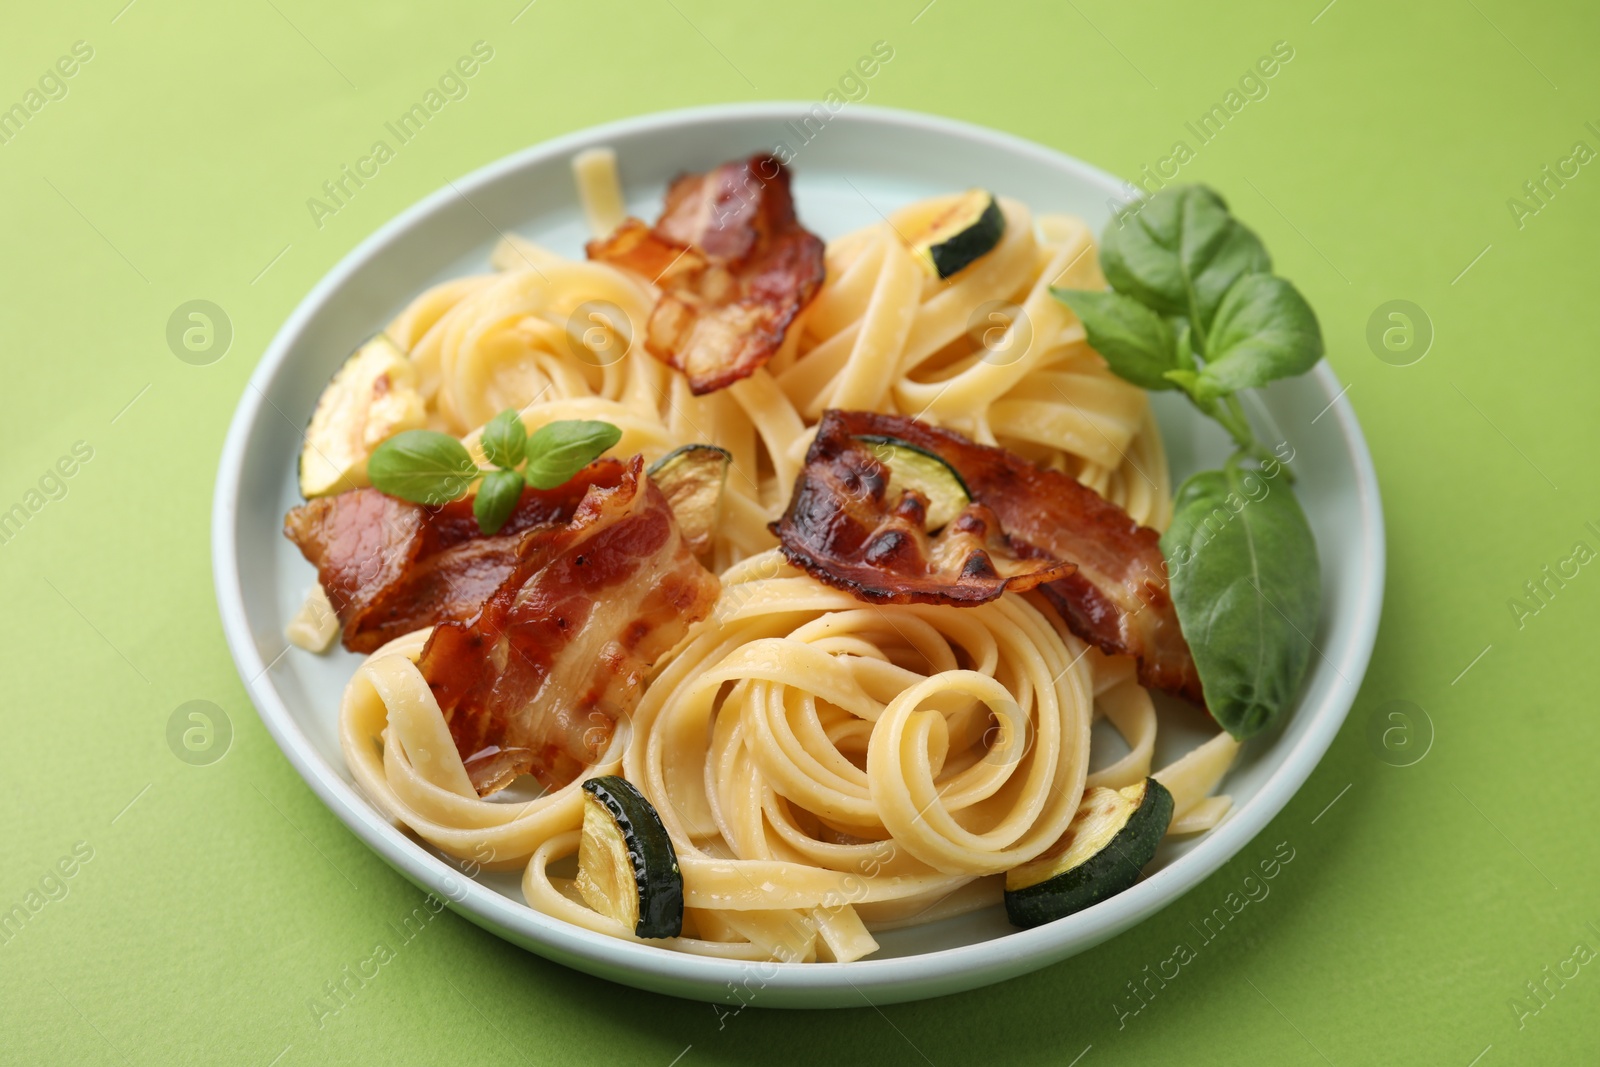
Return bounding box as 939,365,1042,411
1211,395,1294,482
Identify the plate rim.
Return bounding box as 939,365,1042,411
211,100,1386,1006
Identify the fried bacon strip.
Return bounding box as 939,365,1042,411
284,467,623,654
418,456,720,795
772,414,1076,606
773,411,1202,703
587,153,825,395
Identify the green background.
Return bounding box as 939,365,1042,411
3,0,1596,1063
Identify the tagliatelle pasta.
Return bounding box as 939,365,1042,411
318,153,1238,963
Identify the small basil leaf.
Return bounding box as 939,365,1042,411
1198,274,1324,393
1101,185,1270,335
366,429,479,506
1161,368,1222,404
481,409,527,470
1172,318,1196,372
522,419,623,490
472,468,526,535
1053,288,1179,391
1161,464,1320,739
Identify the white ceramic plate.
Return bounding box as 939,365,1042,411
212,103,1384,1008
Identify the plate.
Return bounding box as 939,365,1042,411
212,103,1384,1008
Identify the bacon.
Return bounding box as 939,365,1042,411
417,456,720,795
773,411,1202,703
587,154,825,395
284,468,622,654
771,414,1076,606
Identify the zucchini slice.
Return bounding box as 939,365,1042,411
298,333,426,498
1004,777,1174,929
910,190,1005,279
575,776,683,939
646,444,731,557
856,434,972,531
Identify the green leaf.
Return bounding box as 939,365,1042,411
1161,463,1321,739
472,468,526,535
366,429,479,506
522,420,623,490
1172,318,1196,372
1052,288,1179,391
481,409,527,470
1198,274,1325,393
1161,368,1224,405
1101,185,1271,338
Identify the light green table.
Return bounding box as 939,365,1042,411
3,1,1596,1063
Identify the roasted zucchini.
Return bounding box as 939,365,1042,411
298,333,426,497
856,434,972,531
910,190,1005,279
1004,777,1174,929
646,443,731,557
575,776,683,939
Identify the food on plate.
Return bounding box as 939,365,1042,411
417,455,720,795
587,153,826,395
576,775,685,939
644,444,731,558
288,152,1324,962
907,188,1005,279
1004,777,1174,929
773,409,1201,701
285,456,619,654
298,333,425,498
774,410,1077,606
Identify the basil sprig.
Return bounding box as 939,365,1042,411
367,410,621,535
1053,184,1325,740
1054,185,1322,471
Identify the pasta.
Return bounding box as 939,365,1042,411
313,153,1237,963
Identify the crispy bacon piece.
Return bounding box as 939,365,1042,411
773,411,1202,703
771,415,1076,606
284,467,623,654
587,154,825,395
418,456,720,795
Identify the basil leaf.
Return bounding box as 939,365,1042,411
1162,368,1225,406
522,419,623,489
1101,185,1270,336
472,468,526,535
1172,318,1196,372
1197,273,1324,393
367,429,479,506
1161,463,1320,739
1052,288,1179,391
481,409,527,470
